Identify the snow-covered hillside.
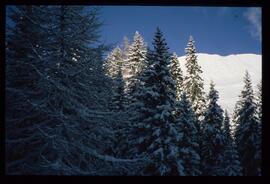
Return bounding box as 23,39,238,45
178,53,261,115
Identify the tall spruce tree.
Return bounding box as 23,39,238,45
222,110,242,176
183,36,206,121
255,80,262,175
170,52,183,101
6,5,53,174
234,71,260,176
103,47,124,79
6,6,116,174
127,28,180,175
124,31,147,105
201,81,225,176
120,36,132,108
255,80,262,121
106,68,126,159
255,80,262,138
107,34,147,162
175,92,201,176
111,69,125,111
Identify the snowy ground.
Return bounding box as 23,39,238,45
178,53,262,116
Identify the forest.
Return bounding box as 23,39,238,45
5,6,261,176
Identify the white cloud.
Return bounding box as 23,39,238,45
244,8,262,42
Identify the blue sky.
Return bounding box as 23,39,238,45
99,6,261,56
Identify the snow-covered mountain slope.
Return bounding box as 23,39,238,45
178,53,262,115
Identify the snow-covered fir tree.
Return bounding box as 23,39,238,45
183,36,206,121
6,6,122,175
170,52,184,101
234,71,261,176
255,80,262,135
111,69,125,111
222,110,230,140
174,92,201,176
6,6,53,174
201,81,226,176
222,110,242,176
103,47,124,79
255,80,262,121
255,80,262,175
125,31,147,77
105,68,128,161
118,36,132,108
121,36,131,78
127,28,180,175
124,31,147,104
105,34,147,165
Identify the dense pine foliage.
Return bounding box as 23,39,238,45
5,6,261,175
201,82,225,176
234,72,261,176
183,36,206,122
